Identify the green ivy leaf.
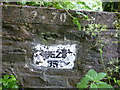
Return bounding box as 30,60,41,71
86,69,97,80
97,82,113,88
66,2,76,9
4,75,9,80
85,75,93,81
10,75,16,81
80,76,91,85
77,2,92,10
0,87,2,90
8,81,18,88
53,3,64,9
95,73,107,81
77,75,91,89
90,83,98,88
10,85,19,88
73,17,78,25
73,17,81,30
3,81,8,87
2,75,18,88
77,82,88,88
117,80,120,86
0,79,2,84
7,78,16,83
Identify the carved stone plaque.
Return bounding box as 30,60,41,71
33,44,76,69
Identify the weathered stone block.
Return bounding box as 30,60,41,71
20,76,46,87
2,5,119,28
45,76,69,87
45,69,83,77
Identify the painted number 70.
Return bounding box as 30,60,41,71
52,12,67,22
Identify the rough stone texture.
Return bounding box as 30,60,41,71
2,5,119,88
0,5,2,76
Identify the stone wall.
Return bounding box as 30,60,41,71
2,5,119,88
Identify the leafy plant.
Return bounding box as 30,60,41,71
113,78,120,86
108,58,119,75
18,0,102,11
0,75,19,89
107,58,120,87
77,69,113,89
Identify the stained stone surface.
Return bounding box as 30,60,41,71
2,5,119,88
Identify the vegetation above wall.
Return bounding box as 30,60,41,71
3,0,103,11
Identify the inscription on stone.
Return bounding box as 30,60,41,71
33,44,76,69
